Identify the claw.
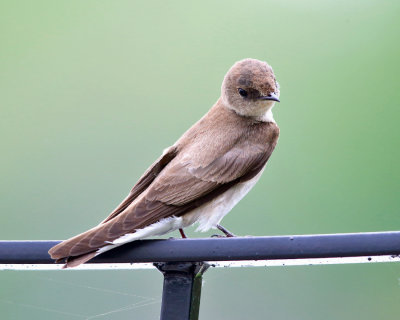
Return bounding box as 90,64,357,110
211,234,224,238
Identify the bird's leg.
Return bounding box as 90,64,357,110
179,228,187,238
216,224,236,237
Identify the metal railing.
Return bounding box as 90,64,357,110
1,231,400,320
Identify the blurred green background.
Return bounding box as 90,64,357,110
1,0,399,319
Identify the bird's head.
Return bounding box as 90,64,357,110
221,58,280,119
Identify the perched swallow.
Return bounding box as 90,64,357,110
49,58,281,268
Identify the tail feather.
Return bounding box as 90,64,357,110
59,251,97,269
48,223,111,260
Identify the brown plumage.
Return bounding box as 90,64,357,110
49,58,281,268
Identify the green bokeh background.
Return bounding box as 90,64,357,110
1,1,399,319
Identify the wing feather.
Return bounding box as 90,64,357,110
49,122,279,261
99,146,178,224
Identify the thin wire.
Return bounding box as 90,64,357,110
34,275,156,300
0,273,160,319
0,298,86,318
84,299,160,320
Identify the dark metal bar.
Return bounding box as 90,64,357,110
0,231,400,264
154,262,208,320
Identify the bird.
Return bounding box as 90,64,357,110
48,58,281,268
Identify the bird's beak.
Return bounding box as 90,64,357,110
258,93,280,102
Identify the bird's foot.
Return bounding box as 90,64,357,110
211,234,224,238
216,224,237,237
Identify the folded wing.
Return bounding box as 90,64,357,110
49,138,275,261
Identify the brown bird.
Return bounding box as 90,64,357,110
49,58,281,268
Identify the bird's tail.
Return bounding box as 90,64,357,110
48,223,112,268
58,251,97,269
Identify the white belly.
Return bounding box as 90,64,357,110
182,167,265,231
96,167,265,255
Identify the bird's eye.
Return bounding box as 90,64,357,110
238,88,248,97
